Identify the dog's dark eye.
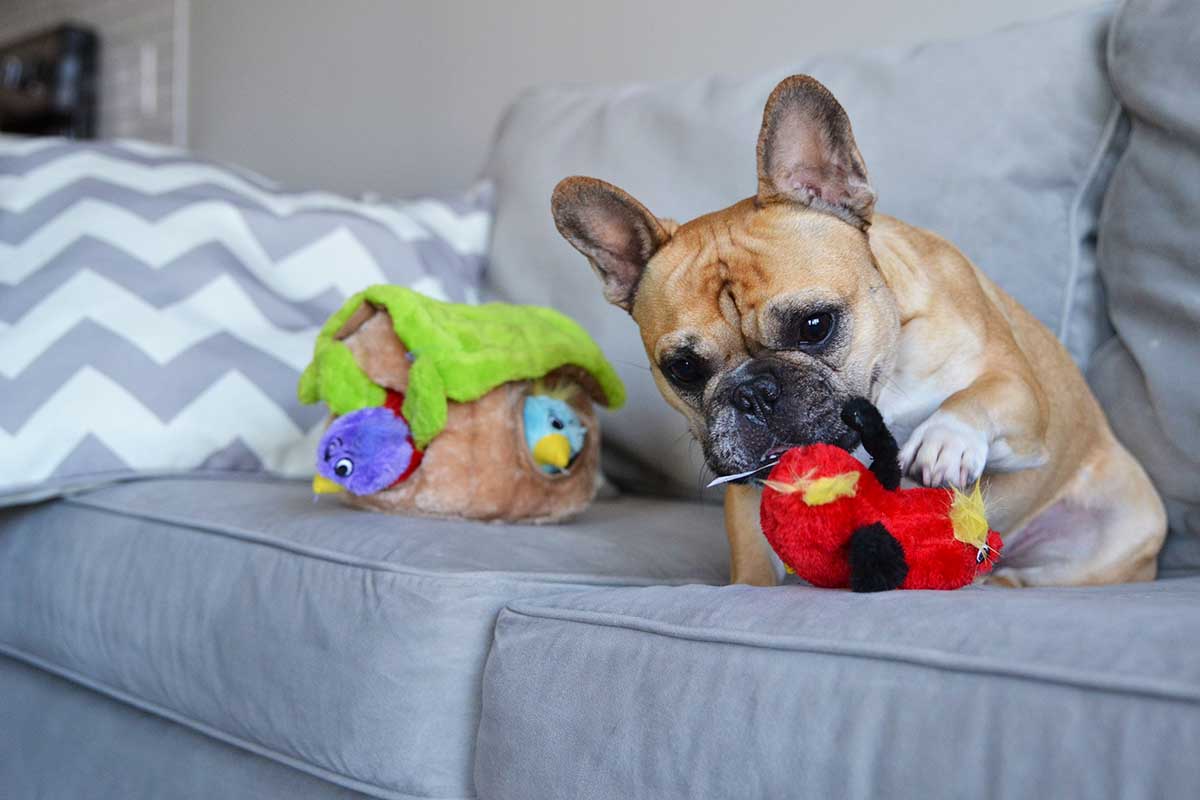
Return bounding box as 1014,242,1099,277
797,312,836,345
664,356,705,385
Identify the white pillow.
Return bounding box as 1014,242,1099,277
0,136,492,504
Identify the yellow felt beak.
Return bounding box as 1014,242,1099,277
311,475,344,495
533,433,571,470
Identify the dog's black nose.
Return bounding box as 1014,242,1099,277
734,374,780,419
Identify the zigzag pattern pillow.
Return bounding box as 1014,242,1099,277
0,136,491,504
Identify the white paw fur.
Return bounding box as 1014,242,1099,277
899,411,988,488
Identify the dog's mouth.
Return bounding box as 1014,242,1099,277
760,428,860,462
705,445,795,488
705,429,861,489
761,444,790,462
706,460,778,488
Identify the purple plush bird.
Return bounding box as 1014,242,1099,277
313,403,418,496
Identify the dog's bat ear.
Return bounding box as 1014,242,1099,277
756,75,876,229
551,177,671,312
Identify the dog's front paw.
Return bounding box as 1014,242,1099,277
899,411,988,488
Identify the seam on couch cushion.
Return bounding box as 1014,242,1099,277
0,646,470,800
501,604,1200,705
1106,0,1134,108
61,493,720,587
2,470,304,508
1058,101,1124,351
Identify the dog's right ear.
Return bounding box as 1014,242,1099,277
551,177,671,312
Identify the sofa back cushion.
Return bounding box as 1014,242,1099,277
484,4,1120,496
0,137,490,504
1089,0,1200,568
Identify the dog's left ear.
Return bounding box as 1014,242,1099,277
756,75,876,229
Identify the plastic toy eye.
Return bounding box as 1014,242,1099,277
551,417,565,430
334,458,354,478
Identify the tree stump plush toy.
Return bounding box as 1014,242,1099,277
759,398,1003,591
298,285,625,523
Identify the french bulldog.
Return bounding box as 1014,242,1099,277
551,74,1166,588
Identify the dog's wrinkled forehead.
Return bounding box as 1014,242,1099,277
634,200,872,356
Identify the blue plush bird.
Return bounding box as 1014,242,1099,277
523,393,587,473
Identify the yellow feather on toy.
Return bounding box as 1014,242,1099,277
763,469,859,507
762,468,815,495
803,472,860,506
949,481,990,549
531,378,581,402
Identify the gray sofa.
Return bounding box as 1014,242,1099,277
2,1,1197,798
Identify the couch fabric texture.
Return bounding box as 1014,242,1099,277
0,477,728,799
476,579,1200,799
0,136,491,505
484,4,1120,497
0,656,370,800
1087,0,1200,566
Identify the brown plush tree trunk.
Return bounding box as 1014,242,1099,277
331,305,601,523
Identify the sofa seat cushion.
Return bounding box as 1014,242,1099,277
0,477,728,800
476,579,1200,799
0,655,371,800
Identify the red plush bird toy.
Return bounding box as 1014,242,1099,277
759,398,1003,592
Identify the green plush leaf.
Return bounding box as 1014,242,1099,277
297,338,384,414
298,285,625,446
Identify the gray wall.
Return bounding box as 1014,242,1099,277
188,0,1097,197
0,0,185,144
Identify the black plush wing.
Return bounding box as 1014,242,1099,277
841,397,902,491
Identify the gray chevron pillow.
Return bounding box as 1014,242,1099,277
0,136,492,505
